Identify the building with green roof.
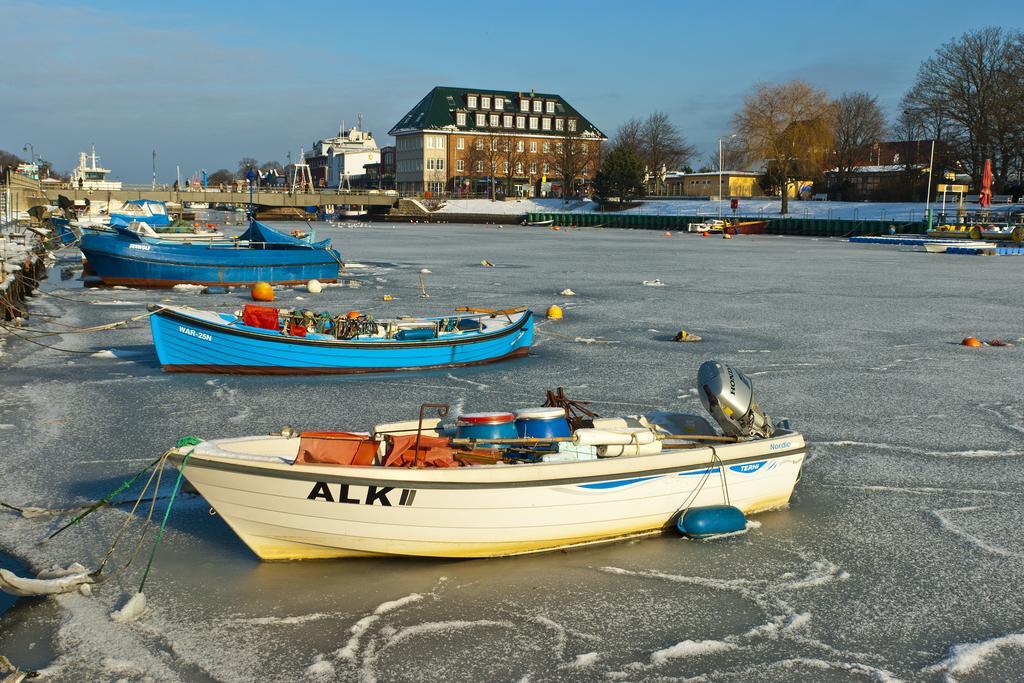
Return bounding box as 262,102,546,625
389,86,606,197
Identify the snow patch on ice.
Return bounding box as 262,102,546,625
925,632,1024,678
570,652,600,668
650,639,736,664
171,284,206,293
381,619,514,650
90,350,116,358
110,591,147,622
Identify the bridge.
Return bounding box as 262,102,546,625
37,184,399,209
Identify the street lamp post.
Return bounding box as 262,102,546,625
22,143,35,165
718,135,736,218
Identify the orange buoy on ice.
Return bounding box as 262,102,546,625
546,305,563,320
347,310,362,319
251,282,274,302
552,226,561,231
961,337,982,347
664,231,672,237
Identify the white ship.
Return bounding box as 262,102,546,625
70,146,122,191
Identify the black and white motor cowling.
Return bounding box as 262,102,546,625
697,360,774,439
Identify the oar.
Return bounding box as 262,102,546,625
450,436,575,446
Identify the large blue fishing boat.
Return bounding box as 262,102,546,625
148,304,534,374
78,221,343,287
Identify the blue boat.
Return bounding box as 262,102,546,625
78,221,343,287
148,305,534,374
109,199,172,227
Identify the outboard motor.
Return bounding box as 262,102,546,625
697,360,774,439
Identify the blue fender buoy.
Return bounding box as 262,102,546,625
677,505,747,538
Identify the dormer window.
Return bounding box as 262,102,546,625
546,100,555,114
533,100,542,113
476,113,486,126
542,118,552,131
568,118,577,132
503,114,512,128
516,115,526,129
495,97,504,110
520,99,530,112
456,112,466,126
481,96,491,109
555,118,564,131
529,116,539,130
489,114,499,127
467,95,477,108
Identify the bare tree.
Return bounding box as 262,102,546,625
463,137,504,200
612,118,644,156
546,128,599,200
902,27,1024,189
640,112,697,193
830,92,887,199
733,80,835,214
494,132,528,197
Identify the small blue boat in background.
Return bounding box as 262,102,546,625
148,305,534,374
79,221,342,287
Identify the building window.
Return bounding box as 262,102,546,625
467,95,477,108
529,162,537,173
529,117,538,130
520,98,530,112
491,139,498,151
581,143,587,152
555,118,564,131
489,114,499,127
457,137,464,150
529,141,537,153
542,163,549,174
542,118,551,131
427,159,434,170
556,143,563,153
475,139,484,150
533,100,542,113
503,114,512,128
456,112,466,126
516,116,526,129
436,136,444,149
437,159,444,170
426,137,434,150
516,141,524,152
457,159,464,172
495,97,504,110
481,96,491,109
568,119,577,132
546,100,555,113
476,161,483,173
515,162,523,174
543,142,551,153
476,113,486,127
503,161,509,174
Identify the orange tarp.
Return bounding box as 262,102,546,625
296,432,379,466
383,435,460,468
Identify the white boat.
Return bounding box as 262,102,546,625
920,241,997,253
169,361,806,560
688,219,726,233
70,146,122,191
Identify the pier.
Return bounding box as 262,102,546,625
39,186,399,210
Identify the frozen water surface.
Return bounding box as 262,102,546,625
0,221,1022,681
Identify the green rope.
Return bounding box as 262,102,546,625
47,454,166,540
137,443,197,593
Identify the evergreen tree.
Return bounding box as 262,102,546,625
593,146,646,201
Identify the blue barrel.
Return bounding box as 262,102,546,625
395,327,435,341
514,407,571,440
456,412,517,448
676,505,747,538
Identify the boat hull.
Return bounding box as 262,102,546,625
173,432,805,560
79,232,342,287
149,307,534,374
725,220,767,235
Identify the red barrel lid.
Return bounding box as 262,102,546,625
457,412,515,425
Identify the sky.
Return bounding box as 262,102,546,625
2,0,1019,182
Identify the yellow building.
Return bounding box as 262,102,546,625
662,171,762,198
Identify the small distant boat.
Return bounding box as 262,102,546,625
725,220,767,235
166,360,804,560
78,221,342,287
688,219,726,233
149,305,533,374
524,219,554,227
